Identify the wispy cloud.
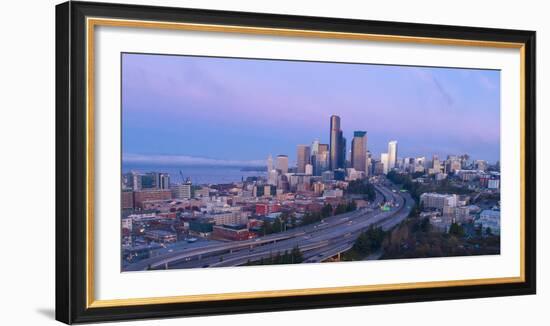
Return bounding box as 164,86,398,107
410,67,454,107
123,153,264,167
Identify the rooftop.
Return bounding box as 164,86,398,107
480,209,500,218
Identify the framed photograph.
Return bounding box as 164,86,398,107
56,1,536,324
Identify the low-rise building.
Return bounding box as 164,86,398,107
188,219,214,237
420,193,458,211
133,189,172,209
144,230,177,243
454,206,471,222
477,210,501,235
255,203,281,216
121,190,134,209
212,224,254,241
203,211,248,225
323,189,343,198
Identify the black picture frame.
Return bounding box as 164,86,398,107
56,1,536,324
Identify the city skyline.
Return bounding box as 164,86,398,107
122,53,500,166
121,53,501,272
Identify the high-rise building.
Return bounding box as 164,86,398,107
387,140,398,171
322,170,334,182
267,169,278,186
140,173,156,189
267,154,273,172
403,157,415,173
313,144,329,176
296,145,311,173
339,132,347,169
156,173,170,190
381,153,389,174
311,139,320,156
374,160,385,175
305,163,313,175
275,155,289,174
351,131,367,172
475,160,488,171
445,155,462,174
171,182,192,199
365,156,372,176
431,155,441,174
329,115,343,170
131,172,142,191
415,157,426,173
459,154,471,169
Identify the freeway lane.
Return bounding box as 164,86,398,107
124,182,410,271
302,187,415,263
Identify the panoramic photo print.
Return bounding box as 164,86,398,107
120,53,501,272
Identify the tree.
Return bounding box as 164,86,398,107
347,200,357,212
335,204,347,215
261,220,273,235
290,214,297,228
291,245,303,263
321,203,333,218
301,212,323,226
351,226,386,256
346,179,376,200
449,222,465,237
420,217,431,233
272,218,283,233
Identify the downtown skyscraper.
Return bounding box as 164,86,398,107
351,131,367,172
275,155,289,174
388,140,398,171
296,145,311,174
329,115,346,170
313,143,329,176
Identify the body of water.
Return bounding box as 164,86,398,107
122,164,266,185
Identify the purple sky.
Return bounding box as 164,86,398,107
122,53,500,166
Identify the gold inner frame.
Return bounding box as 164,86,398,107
85,17,527,309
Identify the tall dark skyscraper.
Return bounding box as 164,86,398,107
339,132,346,169
351,131,367,172
329,115,343,170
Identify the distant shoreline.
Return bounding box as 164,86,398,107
121,164,266,185
239,166,266,172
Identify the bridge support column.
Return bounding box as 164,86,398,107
165,263,168,270
198,254,202,260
